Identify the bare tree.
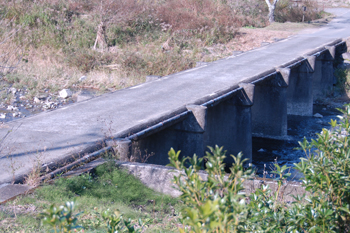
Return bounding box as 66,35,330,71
265,0,279,23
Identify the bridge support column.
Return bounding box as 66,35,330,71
252,72,288,138
286,56,314,116
130,105,207,165
313,46,335,98
204,83,254,163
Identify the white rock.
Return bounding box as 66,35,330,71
7,105,18,111
13,112,20,117
313,113,323,118
79,76,87,82
44,102,57,109
34,97,41,103
59,89,73,99
257,148,266,153
9,87,17,95
0,113,6,119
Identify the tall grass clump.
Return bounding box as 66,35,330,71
229,0,322,27
0,0,242,75
275,0,322,23
156,0,241,45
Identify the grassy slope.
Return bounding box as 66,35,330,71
0,162,182,232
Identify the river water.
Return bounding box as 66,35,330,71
252,104,343,180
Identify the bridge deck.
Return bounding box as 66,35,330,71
1,8,350,185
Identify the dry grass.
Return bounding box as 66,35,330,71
0,0,323,103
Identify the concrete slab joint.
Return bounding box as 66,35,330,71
276,67,291,85
185,105,207,132
305,56,317,72
325,45,336,60
238,83,255,106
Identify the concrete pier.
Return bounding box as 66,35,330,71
286,58,314,116
204,84,254,163
312,46,336,98
251,72,288,138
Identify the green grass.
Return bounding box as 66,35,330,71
0,162,182,232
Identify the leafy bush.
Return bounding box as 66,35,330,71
295,105,350,232
40,201,82,233
168,104,350,232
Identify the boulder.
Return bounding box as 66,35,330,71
34,97,41,104
9,87,17,95
59,89,73,99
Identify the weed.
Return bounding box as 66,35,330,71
130,147,154,163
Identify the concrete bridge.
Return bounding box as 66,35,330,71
1,9,350,185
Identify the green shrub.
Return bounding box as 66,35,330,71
40,201,82,233
295,104,350,232
168,104,350,232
